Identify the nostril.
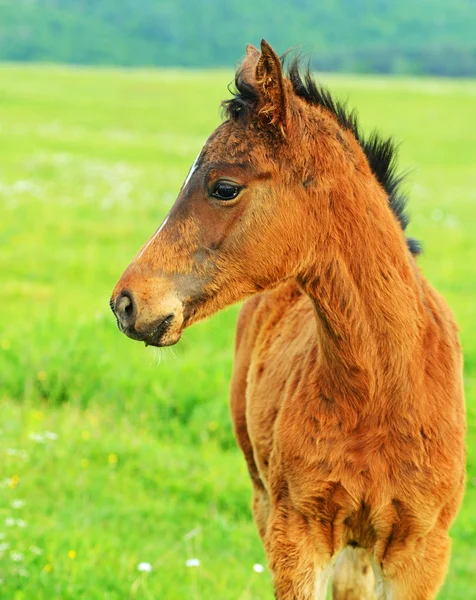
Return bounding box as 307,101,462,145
117,293,132,316
114,291,136,326
123,297,133,317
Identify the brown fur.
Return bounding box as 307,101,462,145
111,40,466,598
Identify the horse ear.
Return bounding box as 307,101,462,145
255,39,288,133
240,44,261,85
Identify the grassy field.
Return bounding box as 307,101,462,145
0,64,475,599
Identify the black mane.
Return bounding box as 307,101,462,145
223,57,421,256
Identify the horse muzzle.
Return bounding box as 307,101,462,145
110,285,184,347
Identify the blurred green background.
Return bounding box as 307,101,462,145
1,1,475,599
0,0,476,76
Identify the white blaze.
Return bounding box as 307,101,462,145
182,150,202,189
137,215,170,259
137,146,204,260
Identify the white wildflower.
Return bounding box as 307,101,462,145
253,563,265,573
29,433,45,443
0,542,10,552
44,431,58,441
17,567,29,577
185,558,200,568
5,518,15,527
137,562,152,573
16,519,27,528
6,449,28,460
11,500,25,509
12,180,35,194
10,551,24,562
29,545,43,555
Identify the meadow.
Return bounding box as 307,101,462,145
0,64,475,599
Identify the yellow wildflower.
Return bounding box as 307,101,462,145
8,474,20,489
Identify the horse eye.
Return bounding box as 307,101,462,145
211,182,240,201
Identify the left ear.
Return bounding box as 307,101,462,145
255,39,289,135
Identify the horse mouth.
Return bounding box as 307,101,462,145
119,313,180,347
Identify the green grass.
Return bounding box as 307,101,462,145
0,64,475,599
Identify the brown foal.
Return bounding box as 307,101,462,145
111,41,466,599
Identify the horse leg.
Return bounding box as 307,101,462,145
332,547,376,600
265,505,333,600
379,527,451,600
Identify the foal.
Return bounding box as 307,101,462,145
111,41,466,599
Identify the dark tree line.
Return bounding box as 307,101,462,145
0,0,475,76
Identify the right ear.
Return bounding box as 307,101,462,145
238,41,289,136
255,40,288,133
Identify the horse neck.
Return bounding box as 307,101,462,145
297,173,425,405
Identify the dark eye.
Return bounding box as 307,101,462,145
211,182,241,201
